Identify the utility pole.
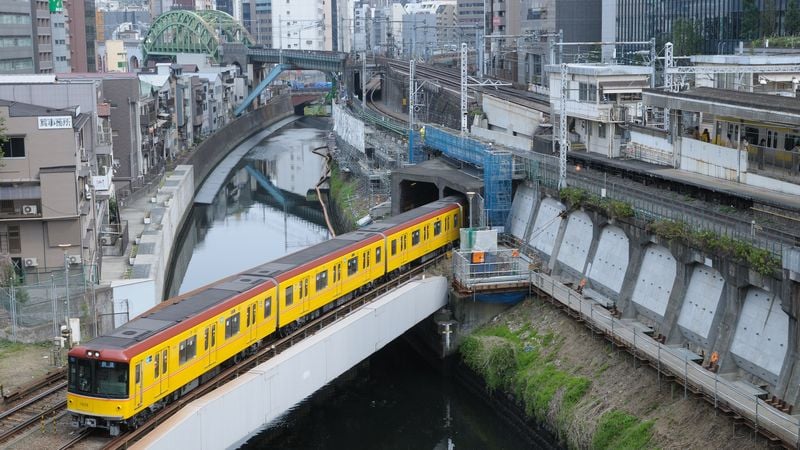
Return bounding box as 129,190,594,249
559,62,568,189
362,51,367,107
408,59,416,163
461,43,468,134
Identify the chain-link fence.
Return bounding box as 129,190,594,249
0,265,100,344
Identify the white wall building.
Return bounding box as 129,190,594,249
547,63,651,158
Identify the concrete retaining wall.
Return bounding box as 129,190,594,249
518,189,800,406
185,94,293,191
132,276,449,450
128,166,194,302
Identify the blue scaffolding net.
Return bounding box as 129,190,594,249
422,126,512,226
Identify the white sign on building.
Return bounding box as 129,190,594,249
38,115,73,129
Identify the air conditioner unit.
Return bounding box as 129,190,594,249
67,254,82,265
22,204,37,215
23,257,38,267
100,236,113,246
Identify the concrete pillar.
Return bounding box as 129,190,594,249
778,279,800,403
582,213,608,280
546,207,569,273
616,233,650,318
661,257,692,344
712,283,748,376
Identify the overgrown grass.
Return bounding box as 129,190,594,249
460,324,591,428
648,219,781,276
0,339,47,357
593,410,654,450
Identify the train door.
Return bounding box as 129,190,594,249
134,362,143,408
160,348,169,393
301,277,310,313
209,325,217,366
249,303,257,342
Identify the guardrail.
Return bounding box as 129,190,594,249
531,270,800,447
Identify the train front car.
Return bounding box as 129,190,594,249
67,345,132,436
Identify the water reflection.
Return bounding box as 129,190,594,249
168,121,331,297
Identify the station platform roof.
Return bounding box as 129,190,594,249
643,87,800,126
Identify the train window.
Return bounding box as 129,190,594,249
316,270,328,290
246,306,251,327
252,304,257,324
285,286,294,306
348,256,358,276
391,239,397,255
162,350,168,374
135,364,141,384
454,214,459,228
303,279,309,297
210,327,216,348
434,220,441,236
204,328,209,350
264,297,272,318
375,247,381,263
179,336,197,365
412,230,420,246
154,354,160,378
225,312,241,338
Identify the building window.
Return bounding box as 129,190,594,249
1,137,25,158
8,226,20,254
598,123,606,138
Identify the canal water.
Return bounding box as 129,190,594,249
167,117,538,448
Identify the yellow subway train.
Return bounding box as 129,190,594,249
67,197,464,435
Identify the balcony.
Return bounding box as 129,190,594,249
96,130,113,155
0,201,42,220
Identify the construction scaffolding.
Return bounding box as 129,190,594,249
423,126,512,226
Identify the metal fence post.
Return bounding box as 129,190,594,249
714,372,718,416
657,344,661,388
633,330,637,369
684,356,688,399
10,283,17,342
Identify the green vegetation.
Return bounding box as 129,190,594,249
787,0,800,35
558,187,634,219
460,324,590,435
647,219,780,276
752,35,800,48
558,186,779,277
0,339,47,356
671,19,703,56
742,0,761,39
593,410,654,450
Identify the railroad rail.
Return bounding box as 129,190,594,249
102,255,446,449
0,381,68,445
57,428,95,450
1,368,66,405
381,58,550,110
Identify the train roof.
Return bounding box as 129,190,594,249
70,275,272,357
361,196,461,234
244,230,382,280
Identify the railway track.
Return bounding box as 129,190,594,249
0,380,68,445
102,256,446,449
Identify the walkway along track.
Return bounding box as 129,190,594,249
102,255,446,449
525,265,799,448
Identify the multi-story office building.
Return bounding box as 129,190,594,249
272,0,328,50
0,0,54,74
64,0,98,72
243,0,272,46
606,0,793,55
51,10,70,73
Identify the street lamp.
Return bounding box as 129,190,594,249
57,243,71,325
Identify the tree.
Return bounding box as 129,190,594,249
786,0,800,35
762,0,777,37
741,0,761,39
672,19,703,56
